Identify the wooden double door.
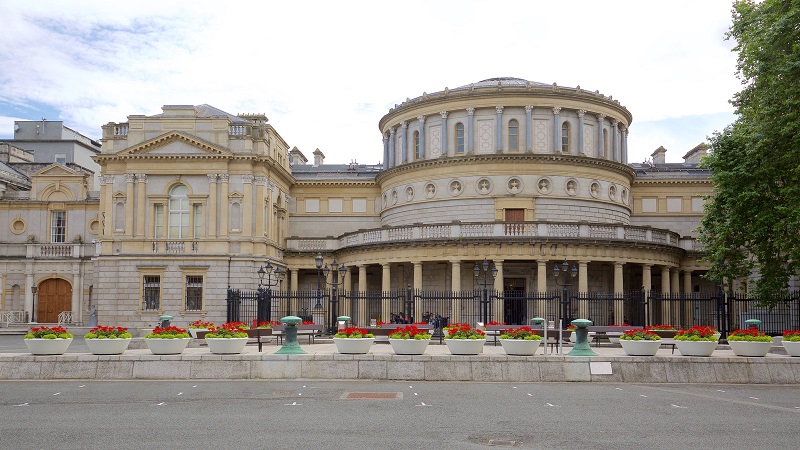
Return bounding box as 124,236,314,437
37,279,72,323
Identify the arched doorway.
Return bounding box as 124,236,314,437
37,279,72,323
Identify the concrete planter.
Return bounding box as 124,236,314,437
206,337,248,354
445,338,486,355
85,338,131,355
389,338,429,355
333,338,374,354
499,338,541,356
783,340,800,357
728,340,772,357
676,340,717,357
24,338,73,355
145,338,191,355
619,339,661,356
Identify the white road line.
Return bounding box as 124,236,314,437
414,393,418,396
157,402,165,406
640,395,648,398
177,392,183,396
717,390,726,392
750,397,759,400
79,385,86,388
546,403,556,407
53,392,60,396
513,386,517,389
14,403,29,407
527,393,532,396
285,402,302,406
615,388,623,390
193,385,198,388
671,404,686,408
415,402,429,407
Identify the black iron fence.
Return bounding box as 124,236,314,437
226,288,800,336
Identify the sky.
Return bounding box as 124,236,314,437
0,0,741,165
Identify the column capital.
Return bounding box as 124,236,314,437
495,105,504,114
417,115,426,124
400,121,408,129
135,174,147,182
389,127,396,136
255,176,268,186
207,174,218,183
611,119,619,127
439,111,449,119
100,175,115,185
525,105,534,113
552,107,562,115
466,107,475,116
242,174,254,184
125,173,136,183
218,174,229,183
596,113,606,121
577,109,586,117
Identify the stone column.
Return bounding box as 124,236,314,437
614,262,625,325
525,105,533,152
124,174,135,236
670,269,680,294
382,133,389,167
100,175,114,237
611,120,619,161
72,263,81,321
358,265,368,326
466,108,475,154
552,107,562,153
661,267,671,295
683,270,693,295
25,268,33,322
416,116,426,160
451,260,461,323
642,263,652,326
661,266,671,326
400,121,408,164
577,110,586,155
413,262,423,323
622,128,629,164
219,174,229,237
207,174,217,237
255,177,266,237
242,175,254,237
381,263,391,323
342,266,353,318
536,259,548,323
578,261,589,318
493,260,504,323
388,127,396,167
596,114,606,158
439,111,449,157
495,106,504,152
135,174,147,237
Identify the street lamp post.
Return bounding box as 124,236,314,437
473,259,498,325
315,252,347,334
553,259,578,327
257,260,282,325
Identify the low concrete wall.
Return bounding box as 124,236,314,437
2,353,799,383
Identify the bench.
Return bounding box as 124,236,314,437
195,328,276,352
483,325,571,352
271,324,324,346
588,326,644,347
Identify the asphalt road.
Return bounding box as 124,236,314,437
1,380,798,449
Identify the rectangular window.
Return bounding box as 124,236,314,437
691,197,705,212
143,275,161,311
642,198,657,213
154,204,164,238
55,153,67,164
193,204,202,238
667,197,683,213
185,276,203,311
352,198,367,213
305,198,319,213
51,210,66,243
455,123,465,154
329,198,343,213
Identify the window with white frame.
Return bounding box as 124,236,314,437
455,123,465,154
193,204,202,238
168,184,189,238
561,122,571,153
154,204,164,238
51,210,66,243
185,275,203,311
508,119,519,151
142,275,161,310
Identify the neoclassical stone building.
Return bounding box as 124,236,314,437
2,77,736,329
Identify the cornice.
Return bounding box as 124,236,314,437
376,153,637,185
632,178,712,186
293,180,377,187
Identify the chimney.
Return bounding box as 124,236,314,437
313,148,325,167
288,146,308,165
683,143,709,164
651,146,667,164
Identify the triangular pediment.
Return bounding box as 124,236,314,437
34,164,80,177
117,131,234,157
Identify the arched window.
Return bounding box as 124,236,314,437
455,122,465,154
508,119,519,151
413,131,421,159
561,122,571,153
603,129,609,159
168,184,189,239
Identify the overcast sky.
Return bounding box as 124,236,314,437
0,0,740,165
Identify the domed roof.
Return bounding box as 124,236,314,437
454,77,552,90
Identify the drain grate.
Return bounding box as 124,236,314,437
341,392,403,400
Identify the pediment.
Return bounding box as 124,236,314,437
34,164,80,177
117,131,234,157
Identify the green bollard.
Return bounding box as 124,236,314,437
744,318,762,330
275,315,307,354
567,318,598,356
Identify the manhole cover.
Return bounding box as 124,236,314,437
341,392,403,400
487,439,516,447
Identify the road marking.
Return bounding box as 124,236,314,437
177,392,183,396
527,393,532,396
750,397,759,400
298,393,302,396
513,386,517,389
14,403,29,407
414,393,418,396
671,404,686,408
615,388,623,390
285,402,302,406
193,385,198,388
157,402,165,406
53,392,60,396
717,390,726,392
546,403,556,407
415,402,429,407
79,385,86,388
640,395,648,398
409,385,413,389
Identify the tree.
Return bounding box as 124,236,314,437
699,0,800,305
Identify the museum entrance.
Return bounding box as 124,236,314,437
503,278,526,324
37,279,72,323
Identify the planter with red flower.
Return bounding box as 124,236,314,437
444,323,486,355
188,320,215,339
645,324,678,339
333,327,375,354
84,325,133,355
674,326,718,356
145,326,191,355
24,326,74,355
499,326,543,356
782,330,800,356
204,322,250,354
388,325,431,355
619,329,662,356
727,328,773,357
